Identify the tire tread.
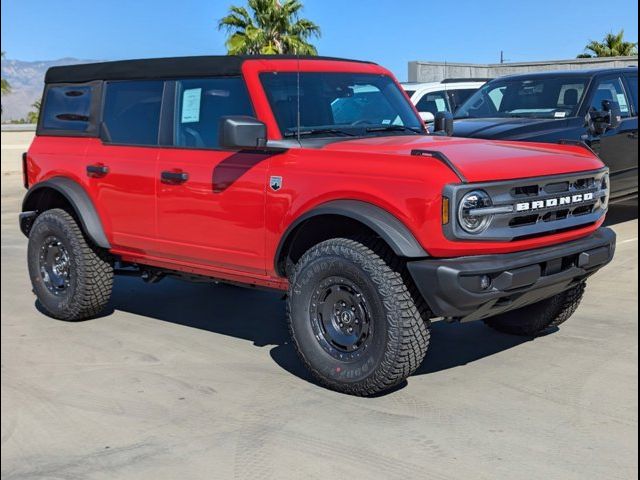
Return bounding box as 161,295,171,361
287,237,429,396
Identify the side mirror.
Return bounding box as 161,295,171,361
586,101,622,137
419,111,435,124
433,111,454,136
602,100,622,129
219,116,267,149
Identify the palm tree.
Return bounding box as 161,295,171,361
27,100,41,124
1,51,11,95
218,0,320,55
578,30,638,58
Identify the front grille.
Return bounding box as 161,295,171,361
443,168,609,241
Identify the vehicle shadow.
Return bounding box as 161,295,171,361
604,198,638,226
108,275,530,394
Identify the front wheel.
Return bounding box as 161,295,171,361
483,283,586,336
27,209,114,321
287,238,430,396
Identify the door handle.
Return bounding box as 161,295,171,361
161,170,189,184
86,164,109,177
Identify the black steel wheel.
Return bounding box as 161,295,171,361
38,235,71,295
310,277,374,361
287,237,430,396
27,209,113,320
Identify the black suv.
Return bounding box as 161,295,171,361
453,67,638,201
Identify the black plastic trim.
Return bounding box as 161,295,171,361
21,177,111,248
275,200,428,275
411,149,467,183
557,139,598,156
407,227,616,321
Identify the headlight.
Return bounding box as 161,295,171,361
458,190,493,234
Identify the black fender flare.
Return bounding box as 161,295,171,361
21,177,111,249
275,200,428,274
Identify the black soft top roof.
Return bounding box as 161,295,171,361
45,55,376,84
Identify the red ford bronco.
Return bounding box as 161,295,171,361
20,56,615,395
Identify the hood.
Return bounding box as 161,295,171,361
320,135,604,183
452,117,571,140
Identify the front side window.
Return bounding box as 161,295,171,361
456,77,589,119
415,91,450,115
103,80,164,145
447,88,480,113
589,77,631,118
260,72,423,138
173,77,254,148
42,85,94,132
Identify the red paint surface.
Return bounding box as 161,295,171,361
27,58,606,289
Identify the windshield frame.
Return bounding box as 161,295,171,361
242,59,426,140
454,75,592,120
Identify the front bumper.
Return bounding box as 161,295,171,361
407,228,616,322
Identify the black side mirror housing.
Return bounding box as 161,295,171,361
433,111,454,136
602,99,622,129
219,116,268,149
586,100,622,137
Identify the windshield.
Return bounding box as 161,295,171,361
260,72,424,138
455,76,589,119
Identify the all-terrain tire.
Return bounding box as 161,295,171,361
287,237,430,396
27,208,113,320
483,282,586,336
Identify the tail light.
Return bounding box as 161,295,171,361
22,152,29,189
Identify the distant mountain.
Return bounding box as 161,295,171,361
1,58,98,122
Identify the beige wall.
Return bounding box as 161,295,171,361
1,131,35,174
408,56,639,83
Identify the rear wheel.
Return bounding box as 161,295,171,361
483,283,586,336
27,209,113,320
287,238,430,396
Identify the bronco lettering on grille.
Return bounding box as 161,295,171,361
516,192,595,212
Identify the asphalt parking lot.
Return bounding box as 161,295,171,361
1,135,638,480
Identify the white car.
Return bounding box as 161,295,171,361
402,79,488,123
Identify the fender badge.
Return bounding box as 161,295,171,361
270,176,283,191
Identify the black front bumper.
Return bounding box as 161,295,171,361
407,228,616,322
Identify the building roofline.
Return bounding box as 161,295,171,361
409,56,639,68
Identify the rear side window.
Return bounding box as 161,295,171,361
103,80,164,145
173,77,254,149
41,85,94,132
415,91,450,115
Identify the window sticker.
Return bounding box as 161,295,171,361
616,93,629,113
554,111,567,118
181,88,202,123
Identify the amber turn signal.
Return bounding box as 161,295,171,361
442,196,450,225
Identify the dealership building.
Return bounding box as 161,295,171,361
408,55,638,83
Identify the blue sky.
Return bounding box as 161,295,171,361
1,0,638,80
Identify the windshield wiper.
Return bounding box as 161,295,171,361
283,128,357,138
365,125,422,134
